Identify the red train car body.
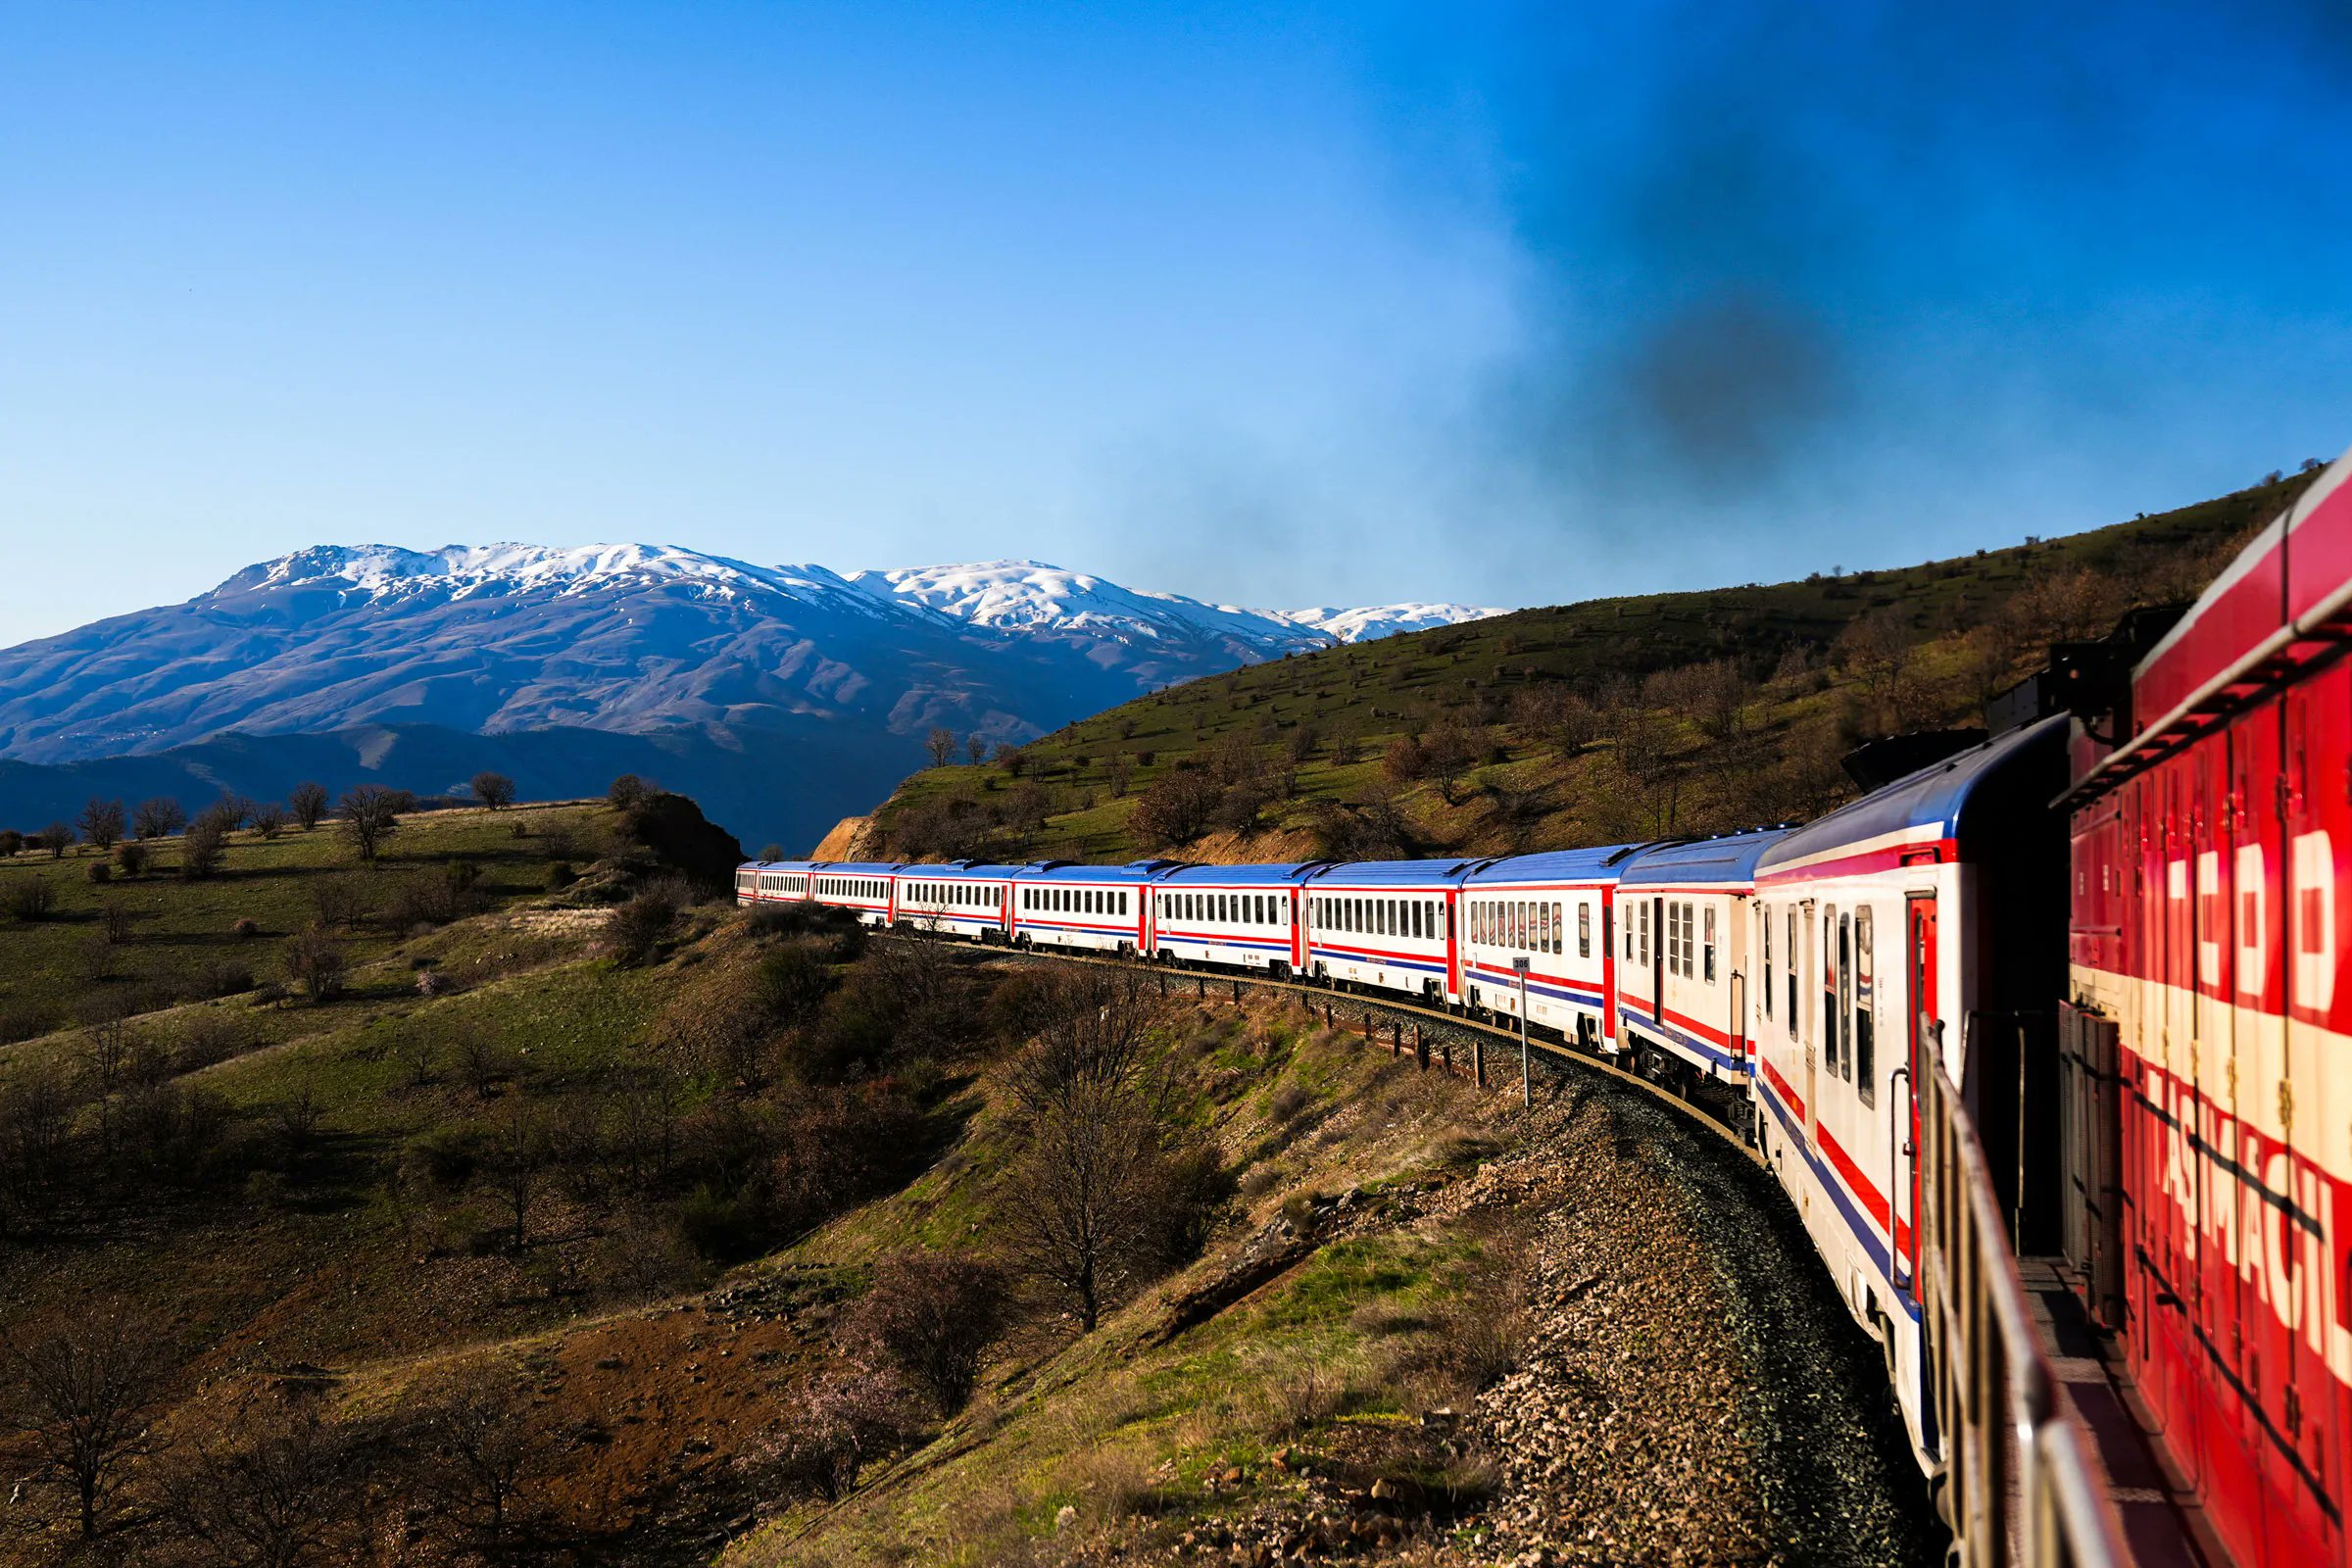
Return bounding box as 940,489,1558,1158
2067,450,2352,1568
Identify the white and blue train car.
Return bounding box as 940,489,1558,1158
1748,714,2068,1466
806,861,903,926
1613,829,1788,1087
1011,860,1171,956
893,862,1025,942
736,859,818,906
1459,847,1642,1053
1150,862,1325,974
1300,858,1480,1004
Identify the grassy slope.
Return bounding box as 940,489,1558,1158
0,802,606,1045
0,824,1518,1566
720,996,1513,1567
867,471,2313,864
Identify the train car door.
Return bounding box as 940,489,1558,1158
1902,894,1936,1301
1444,889,1461,1003
1802,900,1819,1142
1651,895,1667,1040
1288,887,1304,970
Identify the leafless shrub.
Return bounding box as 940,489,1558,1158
741,1368,911,1503
283,929,347,1003
155,1386,372,1567
843,1252,1011,1415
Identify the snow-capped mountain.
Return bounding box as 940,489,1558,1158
0,544,1504,849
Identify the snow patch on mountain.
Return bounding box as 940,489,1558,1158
1276,602,1507,642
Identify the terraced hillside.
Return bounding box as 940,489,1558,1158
863,469,2318,865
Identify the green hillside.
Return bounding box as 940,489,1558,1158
0,790,1930,1564
868,469,2317,865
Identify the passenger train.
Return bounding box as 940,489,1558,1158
736,447,2352,1568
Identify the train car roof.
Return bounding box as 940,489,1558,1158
895,861,1030,880
1308,858,1490,886
1615,828,1789,887
1156,861,1331,886
808,860,904,875
1466,844,1646,885
1756,713,2068,872
740,860,818,872
1011,861,1169,884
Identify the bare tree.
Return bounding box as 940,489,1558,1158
741,1367,907,1503
134,797,188,841
607,773,650,809
996,970,1206,1332
843,1252,1009,1415
338,785,402,862
283,929,346,1002
180,812,227,878
38,820,74,858
964,733,988,764
156,1389,369,1568
77,798,125,854
0,1309,174,1538
469,771,516,809
924,727,956,767
251,804,289,840
1104,754,1135,797
1127,770,1220,850
399,1366,554,1554
483,1099,548,1251
1420,719,1482,806
0,1063,76,1231
286,783,329,833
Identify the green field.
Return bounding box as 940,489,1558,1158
0,802,610,1048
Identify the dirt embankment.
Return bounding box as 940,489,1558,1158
808,814,878,860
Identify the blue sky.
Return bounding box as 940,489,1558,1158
4,1,2347,645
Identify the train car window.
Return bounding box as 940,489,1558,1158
1837,912,1854,1082
1638,901,1648,965
1786,908,1798,1037
1515,901,1526,950
1578,903,1591,958
1824,909,1842,1077
1855,906,1875,1105
1703,906,1717,983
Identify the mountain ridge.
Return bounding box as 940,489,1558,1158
0,544,1500,847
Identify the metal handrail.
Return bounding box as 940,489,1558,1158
1919,1023,2126,1568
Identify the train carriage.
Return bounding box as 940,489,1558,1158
1460,847,1641,1053
1300,858,1480,1004
1752,712,2070,1467
1011,861,1169,956
894,862,1025,942
2063,446,2352,1568
735,860,817,905
1614,829,1788,1087
807,861,902,926
1149,862,1326,974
